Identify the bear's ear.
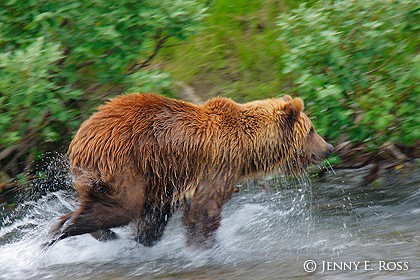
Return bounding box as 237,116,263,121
282,95,293,102
284,97,304,122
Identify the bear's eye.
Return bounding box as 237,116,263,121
308,127,314,136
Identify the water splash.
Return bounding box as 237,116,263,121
0,165,319,278
1,156,418,279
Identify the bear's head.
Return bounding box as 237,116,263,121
277,96,334,173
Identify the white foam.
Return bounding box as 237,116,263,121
0,188,360,279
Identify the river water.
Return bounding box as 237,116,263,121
0,165,419,279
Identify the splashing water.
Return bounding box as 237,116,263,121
0,157,419,279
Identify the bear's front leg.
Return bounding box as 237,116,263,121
182,199,221,249
134,202,172,246
182,181,234,249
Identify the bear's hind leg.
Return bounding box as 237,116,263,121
49,201,133,246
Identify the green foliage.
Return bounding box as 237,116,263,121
1,0,206,86
277,0,419,148
125,70,173,96
164,0,292,101
0,37,81,147
0,0,206,175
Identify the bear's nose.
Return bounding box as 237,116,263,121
324,143,334,158
327,143,334,153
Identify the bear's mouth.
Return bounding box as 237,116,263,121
311,148,333,165
311,154,325,165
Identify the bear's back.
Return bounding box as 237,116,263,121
68,94,211,177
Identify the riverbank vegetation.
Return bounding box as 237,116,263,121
1,0,418,199
0,0,206,182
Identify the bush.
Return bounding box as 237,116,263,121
0,0,206,177
0,38,81,147
277,0,419,150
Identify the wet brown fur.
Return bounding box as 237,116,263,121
51,93,333,248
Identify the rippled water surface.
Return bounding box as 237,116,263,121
1,166,419,279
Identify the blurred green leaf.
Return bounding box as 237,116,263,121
277,0,419,150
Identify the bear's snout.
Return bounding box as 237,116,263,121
325,143,334,158
318,143,334,162
310,141,334,164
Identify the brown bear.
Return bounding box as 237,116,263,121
50,93,333,248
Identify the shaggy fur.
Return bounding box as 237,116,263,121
51,93,333,248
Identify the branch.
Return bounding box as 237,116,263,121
0,146,18,162
75,60,95,70
363,58,391,76
128,34,170,74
